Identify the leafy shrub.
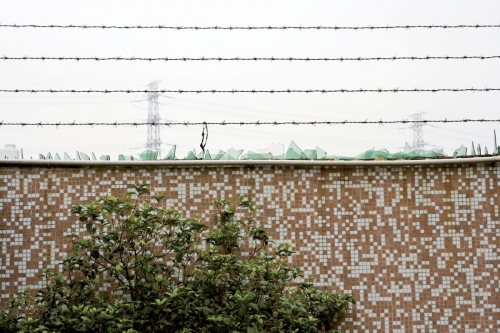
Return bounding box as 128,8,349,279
1,184,354,333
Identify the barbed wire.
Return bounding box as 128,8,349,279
1,24,499,31
1,119,499,127
0,88,498,94
3,55,500,62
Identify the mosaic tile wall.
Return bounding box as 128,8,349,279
0,164,499,332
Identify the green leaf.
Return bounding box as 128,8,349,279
155,299,167,306
200,306,214,314
238,305,247,318
249,303,259,311
145,272,154,283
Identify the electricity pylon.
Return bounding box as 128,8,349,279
146,81,161,158
409,113,428,151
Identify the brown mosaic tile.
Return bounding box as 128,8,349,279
0,164,499,332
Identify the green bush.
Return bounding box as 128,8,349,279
1,184,354,333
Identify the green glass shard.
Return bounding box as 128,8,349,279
186,150,197,160
285,141,306,159
163,146,176,160
285,148,301,159
403,142,412,155
372,149,390,159
209,150,224,159
434,150,442,157
78,152,90,160
272,153,286,160
413,151,421,158
420,149,441,158
365,148,377,159
213,150,225,160
495,130,498,154
256,143,284,159
39,153,46,160
246,151,273,160
304,149,317,160
389,152,404,159
433,149,445,157
355,148,375,160
316,146,327,159
139,150,158,161
118,154,134,161
406,150,419,158
24,140,495,161
222,148,243,160
453,145,467,157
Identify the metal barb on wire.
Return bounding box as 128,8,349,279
1,119,500,127
0,24,499,30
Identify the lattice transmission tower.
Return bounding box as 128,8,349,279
409,113,428,151
146,81,161,157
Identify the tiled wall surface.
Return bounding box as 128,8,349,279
0,164,499,332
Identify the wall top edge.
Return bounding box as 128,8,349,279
0,156,499,168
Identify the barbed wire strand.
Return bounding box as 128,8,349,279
0,88,498,94
1,24,499,30
3,55,500,62
1,119,499,127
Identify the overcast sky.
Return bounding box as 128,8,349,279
1,0,499,159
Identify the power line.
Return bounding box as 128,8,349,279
2,55,500,62
1,88,499,94
1,24,499,30
1,119,499,127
